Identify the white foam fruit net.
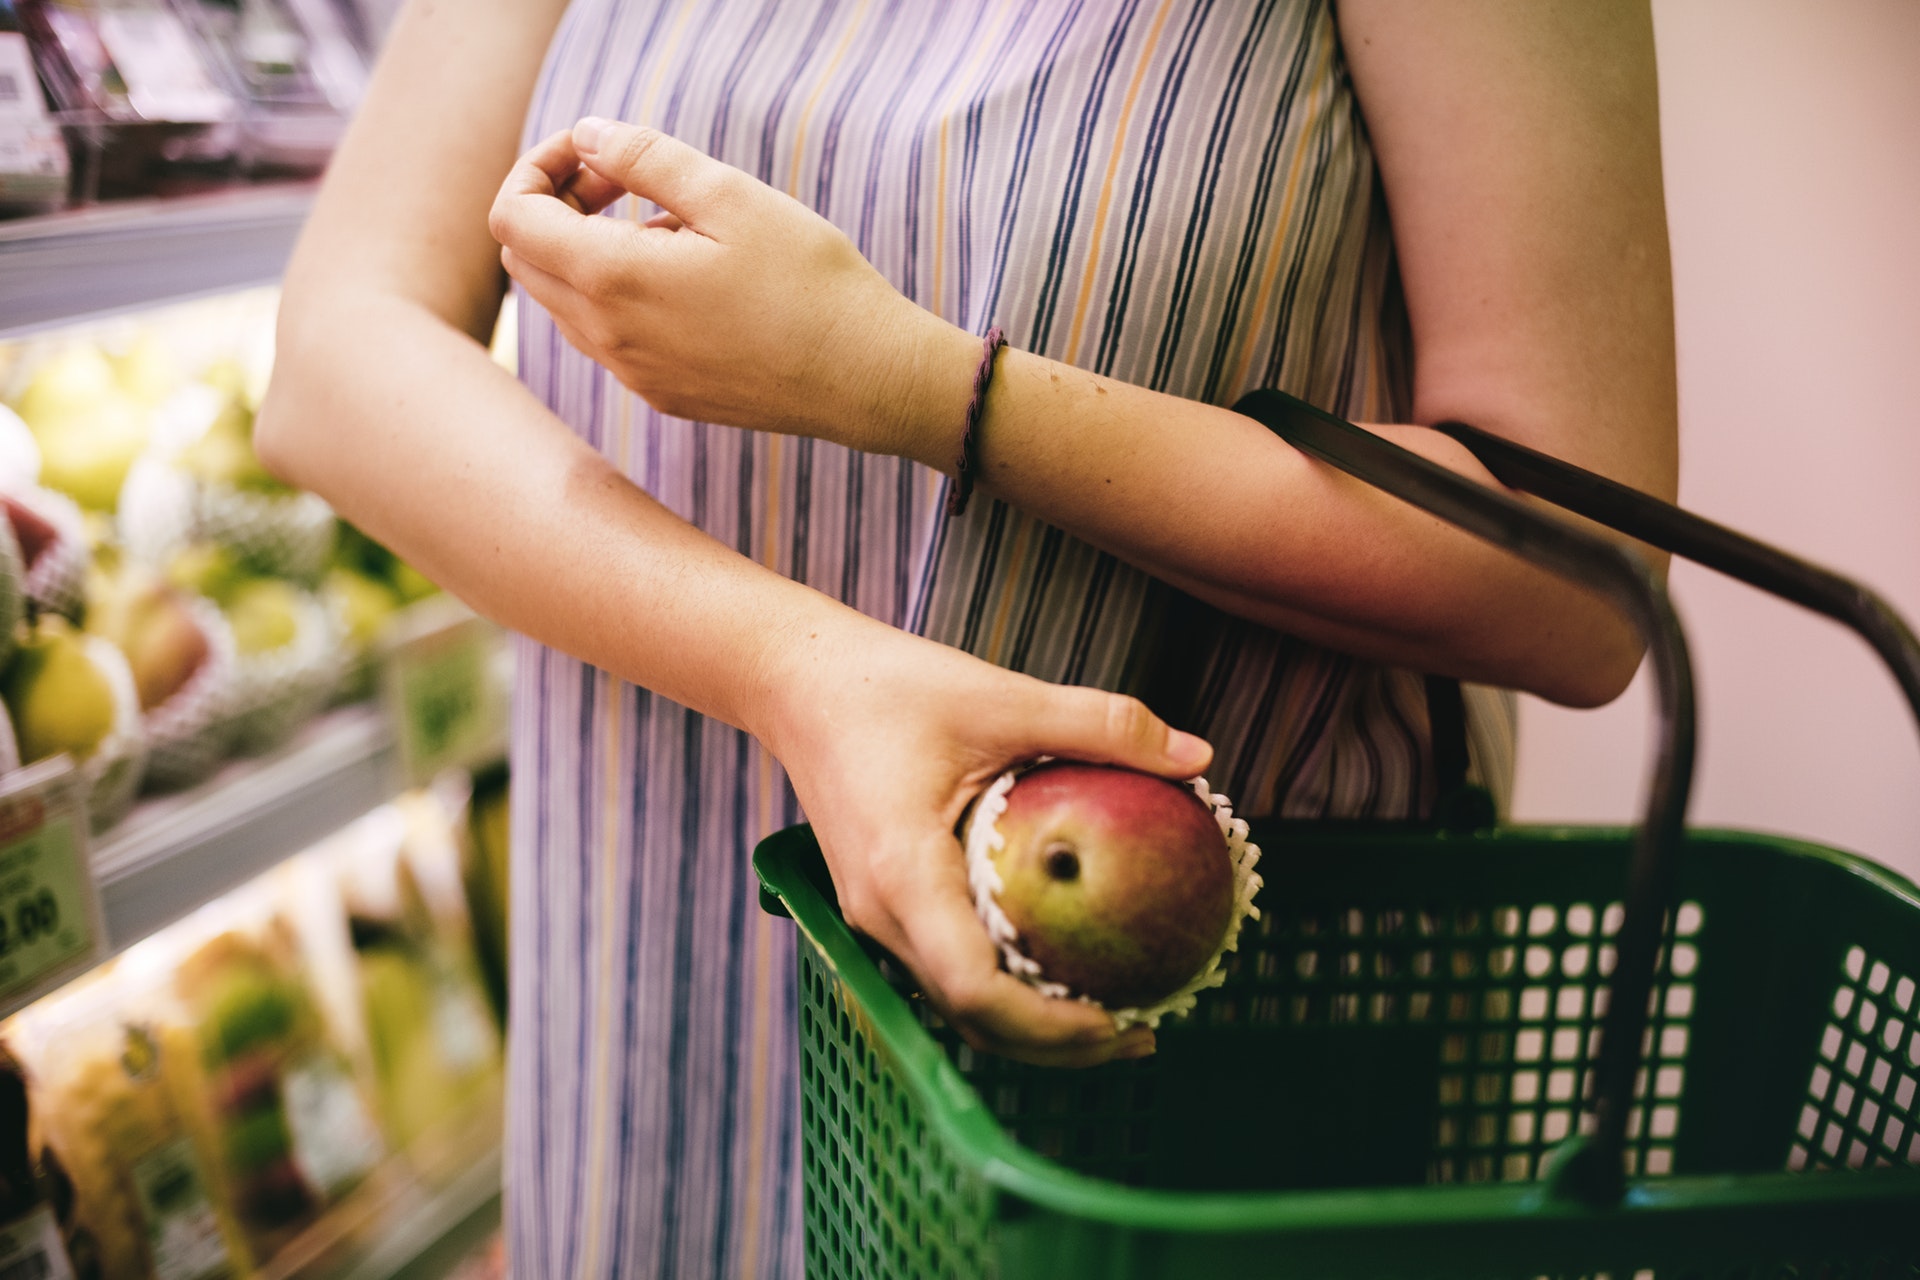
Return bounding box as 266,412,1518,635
964,767,1264,1032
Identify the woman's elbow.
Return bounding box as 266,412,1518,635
251,388,300,490
252,308,326,492
1533,616,1645,710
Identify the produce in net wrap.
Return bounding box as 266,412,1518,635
0,617,147,831
87,571,239,791
4,486,90,622
964,761,1262,1030
119,394,335,584
219,580,341,756
76,635,148,831
0,520,21,672
322,565,401,703
0,404,41,491
11,345,148,515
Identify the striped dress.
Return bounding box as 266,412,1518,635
508,1,1516,1274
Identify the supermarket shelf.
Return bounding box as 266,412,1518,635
2,166,507,1280
92,700,487,953
0,182,317,339
252,1144,504,1280
335,1149,504,1280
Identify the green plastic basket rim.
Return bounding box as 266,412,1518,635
753,821,1920,1236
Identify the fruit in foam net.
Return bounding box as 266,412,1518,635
15,346,151,513
323,566,399,652
110,332,181,408
975,761,1241,1011
13,345,119,431
1,493,60,570
2,617,118,765
179,395,287,494
0,406,41,491
88,573,212,711
224,579,304,656
34,396,147,513
166,542,247,606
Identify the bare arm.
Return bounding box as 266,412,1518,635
257,0,1197,1064
915,1,1676,706
258,0,785,729
501,2,1677,709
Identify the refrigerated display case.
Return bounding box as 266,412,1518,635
0,184,510,1280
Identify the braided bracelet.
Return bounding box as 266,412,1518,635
946,326,1007,518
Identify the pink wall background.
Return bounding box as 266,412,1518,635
1509,0,1920,883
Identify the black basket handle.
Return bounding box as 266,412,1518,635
1433,418,1920,739
1233,390,1695,1206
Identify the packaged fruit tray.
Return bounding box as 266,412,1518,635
753,393,1920,1279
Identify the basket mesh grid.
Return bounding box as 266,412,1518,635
784,831,1920,1280
1790,945,1920,1173
802,948,993,1280
930,894,1702,1190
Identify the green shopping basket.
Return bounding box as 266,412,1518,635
753,391,1920,1278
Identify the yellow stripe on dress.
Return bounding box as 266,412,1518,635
981,513,1039,666
578,670,627,1278
932,0,1021,320
1226,28,1336,395
1064,0,1178,367
786,0,876,198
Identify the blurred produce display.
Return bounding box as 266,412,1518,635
327,793,502,1182
0,1043,81,1280
456,763,508,1027
0,288,451,834
3,783,505,1279
3,0,395,206
0,273,514,1278
0,3,69,213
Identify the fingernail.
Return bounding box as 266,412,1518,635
1119,1033,1157,1060
575,116,609,154
1168,729,1211,773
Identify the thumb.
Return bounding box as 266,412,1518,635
571,117,746,233
1026,686,1214,780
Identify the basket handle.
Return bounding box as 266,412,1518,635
1433,418,1920,740
1232,389,1694,1206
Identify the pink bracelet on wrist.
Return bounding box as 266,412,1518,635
946,326,1007,518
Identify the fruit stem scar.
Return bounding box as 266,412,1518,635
1043,843,1080,882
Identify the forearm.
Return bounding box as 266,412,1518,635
873,0,1674,708
258,294,847,736
900,338,1642,707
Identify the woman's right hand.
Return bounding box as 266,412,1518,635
753,610,1215,1067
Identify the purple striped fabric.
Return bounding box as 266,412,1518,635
508,1,1515,1274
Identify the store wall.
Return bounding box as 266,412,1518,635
1510,1,1920,883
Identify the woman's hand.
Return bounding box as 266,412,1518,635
752,608,1215,1067
489,119,975,464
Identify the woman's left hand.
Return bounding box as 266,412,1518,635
489,118,972,462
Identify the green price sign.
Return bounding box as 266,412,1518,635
383,603,509,787
0,758,104,1017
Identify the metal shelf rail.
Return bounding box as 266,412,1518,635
0,182,316,339
4,181,507,1280
92,702,404,951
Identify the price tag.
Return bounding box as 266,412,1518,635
0,34,68,209
0,759,104,1020
382,600,509,788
